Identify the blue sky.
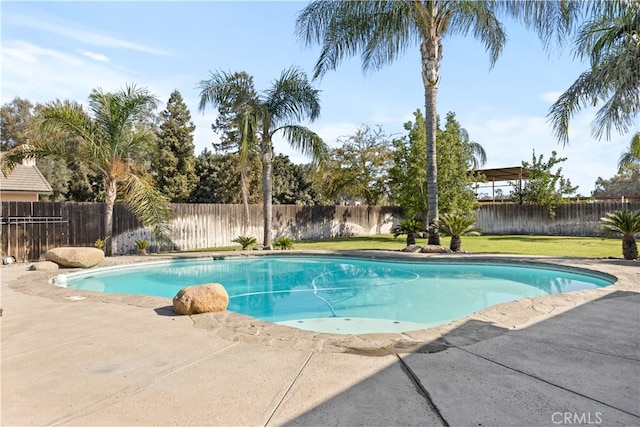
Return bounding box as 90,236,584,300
1,1,635,195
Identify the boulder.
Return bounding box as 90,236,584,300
29,261,59,271
173,283,229,315
420,245,453,254
46,247,105,268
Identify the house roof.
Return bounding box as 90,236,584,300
474,166,530,182
0,164,54,194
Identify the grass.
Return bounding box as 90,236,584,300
197,234,624,259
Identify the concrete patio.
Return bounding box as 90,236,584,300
2,253,639,426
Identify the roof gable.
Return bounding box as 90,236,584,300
0,164,54,194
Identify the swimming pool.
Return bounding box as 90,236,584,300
63,255,615,334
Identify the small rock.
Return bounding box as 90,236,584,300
173,283,229,315
29,261,59,271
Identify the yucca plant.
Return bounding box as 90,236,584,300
273,236,294,250
600,210,640,260
392,219,426,247
438,212,481,252
232,236,257,251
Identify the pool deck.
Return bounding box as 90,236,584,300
2,251,639,426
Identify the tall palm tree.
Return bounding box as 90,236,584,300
601,210,640,260
548,0,639,144
199,67,328,249
618,132,640,173
297,1,509,246
1,85,172,254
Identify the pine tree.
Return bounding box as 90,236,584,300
154,90,198,202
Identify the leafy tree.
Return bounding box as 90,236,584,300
198,67,327,248
1,97,34,150
510,150,578,217
1,85,172,253
190,149,261,204
153,90,198,202
600,210,640,260
390,110,484,220
1,97,102,202
389,111,428,220
592,165,640,197
437,112,484,215
548,1,639,144
320,125,392,205
272,154,322,205
297,0,517,245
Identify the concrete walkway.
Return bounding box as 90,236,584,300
2,255,639,426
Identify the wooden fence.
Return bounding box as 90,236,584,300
475,201,640,236
1,202,401,261
3,201,639,261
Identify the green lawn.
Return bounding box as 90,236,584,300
205,234,623,259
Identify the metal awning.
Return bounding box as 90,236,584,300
474,166,530,182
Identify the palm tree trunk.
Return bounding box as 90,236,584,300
104,178,117,256
622,235,638,260
450,236,461,252
240,164,250,234
262,140,274,249
421,31,442,246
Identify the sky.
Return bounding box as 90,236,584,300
1,1,636,196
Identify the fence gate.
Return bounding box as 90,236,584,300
1,202,70,262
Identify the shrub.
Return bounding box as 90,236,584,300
232,236,257,251
273,236,294,250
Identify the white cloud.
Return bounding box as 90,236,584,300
78,49,110,63
10,13,170,56
540,91,563,104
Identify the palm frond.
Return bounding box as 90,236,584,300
277,125,327,164
601,210,640,236
446,1,506,67
438,212,481,237
264,66,321,125
296,0,419,79
120,174,173,243
618,132,640,172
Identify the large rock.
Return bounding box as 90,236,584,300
45,247,105,268
420,245,453,254
173,284,229,315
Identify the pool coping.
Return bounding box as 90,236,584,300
7,250,640,355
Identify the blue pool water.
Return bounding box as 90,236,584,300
64,256,614,334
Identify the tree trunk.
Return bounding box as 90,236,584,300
240,163,250,234
450,236,461,252
262,139,274,249
407,233,416,246
421,28,442,246
622,235,638,260
104,178,117,256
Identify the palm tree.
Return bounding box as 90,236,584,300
548,1,639,144
199,67,328,249
618,132,640,173
297,1,511,246
1,85,172,254
392,219,426,247
601,210,640,260
438,212,481,252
